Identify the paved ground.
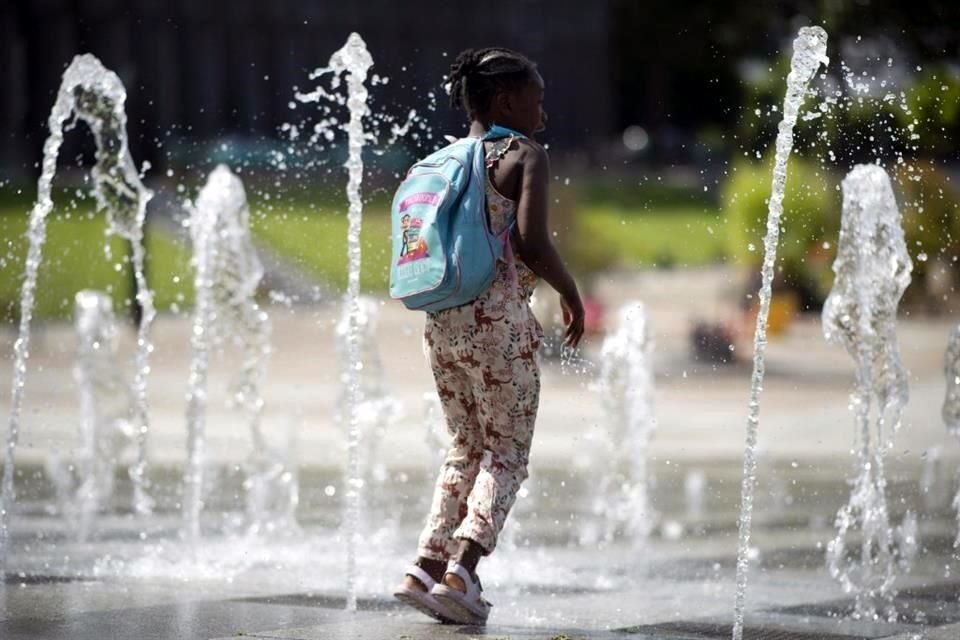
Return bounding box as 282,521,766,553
1,267,959,639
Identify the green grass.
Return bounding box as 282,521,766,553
579,179,714,209
0,207,193,322
574,204,727,270
0,181,727,320
250,202,393,293
249,199,727,296
248,189,727,295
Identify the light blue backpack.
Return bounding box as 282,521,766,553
389,125,525,312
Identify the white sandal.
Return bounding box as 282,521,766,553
393,565,457,624
430,563,492,625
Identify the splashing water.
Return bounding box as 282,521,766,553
684,469,707,518
334,296,402,528
920,446,949,511
421,392,449,511
942,326,960,439
822,164,913,620
588,302,657,544
183,165,274,540
423,392,448,465
298,32,373,612
68,291,132,541
942,325,960,545
284,49,430,178
1,53,155,567
74,61,157,516
339,33,373,613
732,26,828,640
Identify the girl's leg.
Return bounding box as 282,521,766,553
415,396,484,563
446,334,541,585
407,420,483,590
408,337,484,590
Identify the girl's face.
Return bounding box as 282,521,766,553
499,71,547,138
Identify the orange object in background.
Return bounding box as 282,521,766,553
749,291,800,337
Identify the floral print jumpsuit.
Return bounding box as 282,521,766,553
417,136,543,559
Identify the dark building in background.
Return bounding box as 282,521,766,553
6,0,954,180
0,0,616,178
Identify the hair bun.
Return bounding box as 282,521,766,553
451,49,483,77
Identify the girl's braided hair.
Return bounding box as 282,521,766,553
446,47,537,121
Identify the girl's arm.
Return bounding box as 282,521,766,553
513,142,584,348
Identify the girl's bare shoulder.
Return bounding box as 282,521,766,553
489,137,547,201
501,137,547,173
514,137,547,161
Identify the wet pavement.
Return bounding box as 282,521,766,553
1,268,959,638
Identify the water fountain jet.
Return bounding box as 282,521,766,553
587,301,657,545
1,53,155,567
822,163,914,620
46,291,135,541
297,32,374,611
941,325,960,546
732,26,829,640
183,164,276,540
334,296,402,528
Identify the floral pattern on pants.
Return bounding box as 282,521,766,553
417,267,542,559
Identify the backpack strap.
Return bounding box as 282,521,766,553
483,124,525,168
485,137,515,169
483,124,527,141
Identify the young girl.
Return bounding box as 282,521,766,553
394,47,584,625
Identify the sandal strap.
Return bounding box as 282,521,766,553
405,564,437,590
445,562,480,597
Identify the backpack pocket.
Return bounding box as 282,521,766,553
390,171,451,299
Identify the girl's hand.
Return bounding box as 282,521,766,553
561,293,585,349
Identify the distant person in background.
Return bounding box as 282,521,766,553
393,47,584,625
